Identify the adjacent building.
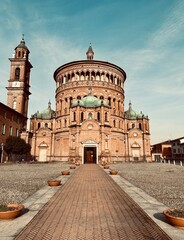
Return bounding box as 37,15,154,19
0,37,32,162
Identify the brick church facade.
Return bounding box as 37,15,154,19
1,38,151,163
30,45,151,163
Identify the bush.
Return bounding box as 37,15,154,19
4,136,31,162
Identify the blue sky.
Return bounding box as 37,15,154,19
0,0,184,144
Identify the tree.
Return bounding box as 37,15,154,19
4,136,31,162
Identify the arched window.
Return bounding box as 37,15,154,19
64,119,67,127
81,112,84,122
13,98,16,110
97,112,100,121
73,112,76,121
88,112,92,119
38,122,41,129
45,123,48,128
18,51,21,57
105,112,108,122
81,71,85,80
139,123,142,130
108,97,111,106
113,120,116,127
70,97,73,106
132,123,135,128
15,67,20,80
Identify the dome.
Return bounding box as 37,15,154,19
15,36,28,50
125,102,149,120
71,95,110,108
31,101,55,120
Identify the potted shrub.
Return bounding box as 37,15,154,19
0,204,24,219
61,170,70,175
104,165,109,169
109,170,118,175
70,165,76,169
163,209,184,228
47,180,61,187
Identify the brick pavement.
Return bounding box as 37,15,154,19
16,164,172,240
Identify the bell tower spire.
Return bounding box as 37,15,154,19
6,35,33,118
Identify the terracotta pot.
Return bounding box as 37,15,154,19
70,166,76,169
109,170,118,175
0,204,24,220
75,163,80,166
163,209,184,228
61,171,70,175
47,180,61,187
104,165,109,169
101,162,107,166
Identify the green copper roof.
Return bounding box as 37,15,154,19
31,101,56,119
124,101,148,120
72,95,110,109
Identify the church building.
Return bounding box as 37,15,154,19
29,44,151,163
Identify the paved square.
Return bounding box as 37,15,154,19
16,165,171,240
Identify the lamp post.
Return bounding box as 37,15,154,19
1,143,4,163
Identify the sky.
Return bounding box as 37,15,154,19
0,0,184,144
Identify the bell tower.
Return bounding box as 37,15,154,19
6,35,33,117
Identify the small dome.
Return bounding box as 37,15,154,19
71,95,110,108
31,101,55,119
15,35,28,50
125,102,148,120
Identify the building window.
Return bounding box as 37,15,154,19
9,126,13,136
81,112,84,122
13,98,17,110
73,112,76,121
88,112,92,119
15,67,20,80
70,97,73,106
45,123,48,128
132,123,135,128
97,112,100,121
16,128,19,137
2,124,6,135
113,120,116,127
139,123,142,130
38,122,41,129
64,119,67,127
105,112,108,122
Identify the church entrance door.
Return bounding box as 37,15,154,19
84,147,96,164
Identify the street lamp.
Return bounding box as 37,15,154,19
1,143,4,163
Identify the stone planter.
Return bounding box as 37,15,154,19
61,170,70,175
70,166,76,169
109,170,118,175
163,209,184,228
104,165,109,169
0,204,24,220
47,180,61,187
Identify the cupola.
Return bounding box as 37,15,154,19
86,43,94,60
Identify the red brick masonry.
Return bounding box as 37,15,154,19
16,165,171,240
